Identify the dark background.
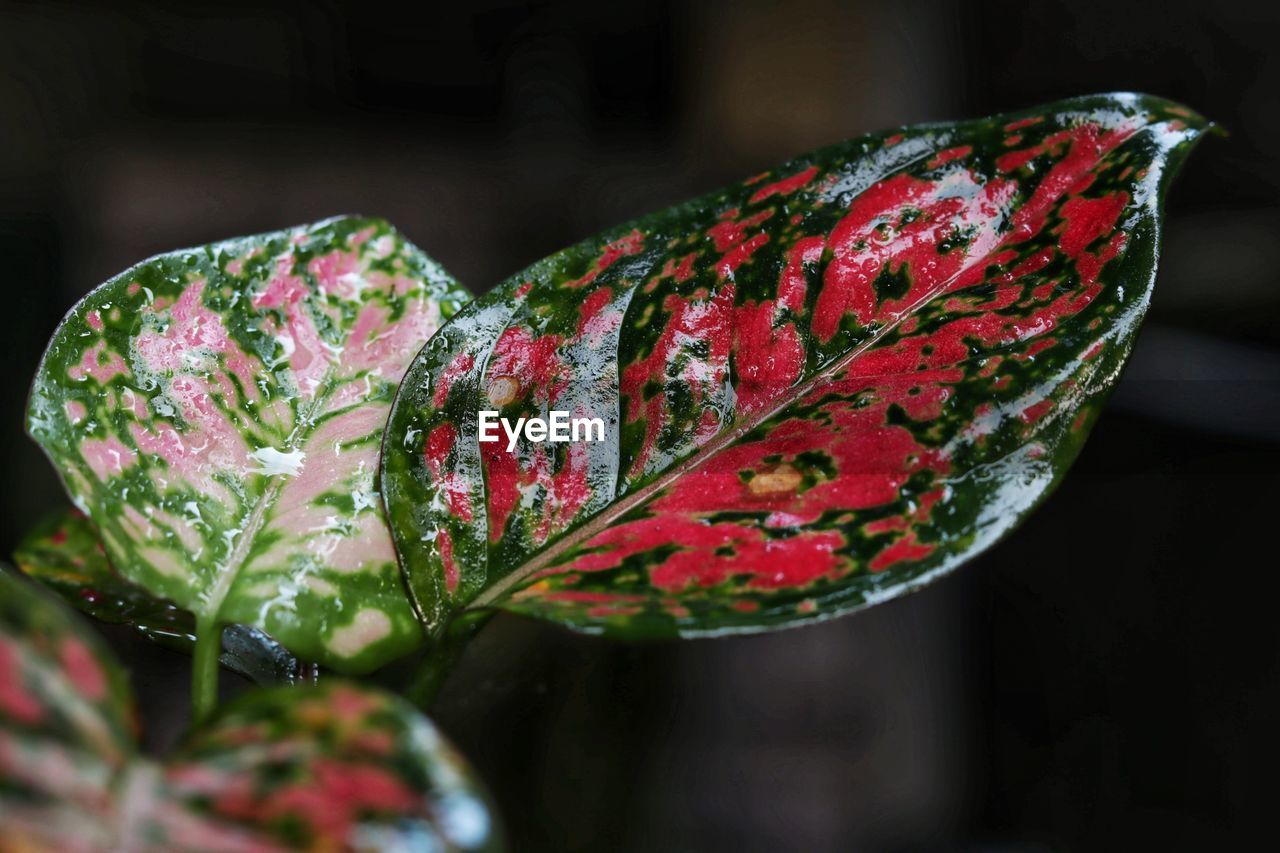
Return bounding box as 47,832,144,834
2,1,1278,850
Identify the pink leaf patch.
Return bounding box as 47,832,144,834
383,93,1209,638
28,217,469,673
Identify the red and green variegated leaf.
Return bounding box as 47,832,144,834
0,568,135,850
151,683,498,851
14,509,306,685
0,569,499,851
27,217,470,673
383,93,1209,638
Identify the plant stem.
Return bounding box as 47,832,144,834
192,619,222,722
403,648,457,709
403,615,488,709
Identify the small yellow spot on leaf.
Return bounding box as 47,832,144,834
514,578,553,599
749,463,802,496
486,375,520,407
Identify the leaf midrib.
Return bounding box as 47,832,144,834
197,343,347,629
470,232,996,608
469,112,1174,609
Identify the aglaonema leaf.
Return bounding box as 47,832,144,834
383,93,1209,638
0,570,135,849
15,509,306,685
0,569,499,851
157,681,496,851
27,217,470,681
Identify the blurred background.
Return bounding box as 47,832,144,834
2,1,1277,849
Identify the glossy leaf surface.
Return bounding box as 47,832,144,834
383,93,1208,637
0,569,498,851
28,217,470,671
14,509,304,685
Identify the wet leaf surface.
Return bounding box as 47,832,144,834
383,93,1208,638
15,509,304,685
28,217,470,671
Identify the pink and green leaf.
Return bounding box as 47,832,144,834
0,569,136,849
0,569,498,850
382,93,1209,638
14,509,306,685
156,683,496,851
27,217,470,674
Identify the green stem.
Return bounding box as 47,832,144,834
403,648,458,709
192,618,222,722
403,614,489,710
